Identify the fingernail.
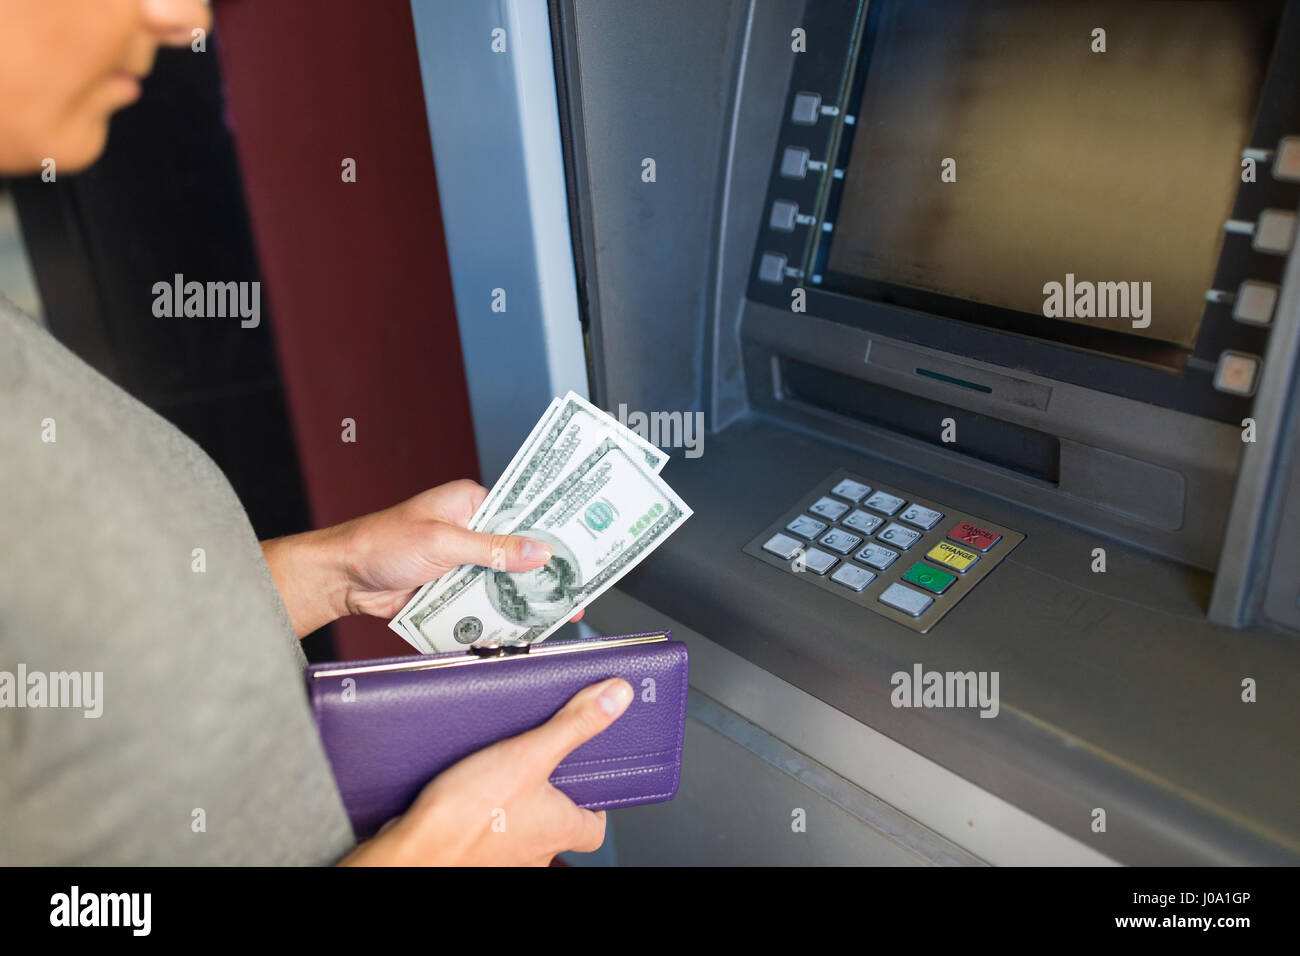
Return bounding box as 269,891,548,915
598,680,634,716
520,540,552,563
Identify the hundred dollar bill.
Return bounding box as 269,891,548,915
468,391,667,534
385,398,562,652
398,437,691,652
389,392,669,648
465,396,561,530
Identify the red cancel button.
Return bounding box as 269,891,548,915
948,521,1002,552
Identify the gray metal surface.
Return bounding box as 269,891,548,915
547,0,1299,863
585,587,1113,865
743,301,1242,569
610,712,931,866
1210,203,1300,628
410,0,589,479
1261,430,1300,630
557,0,798,429
609,709,947,866
685,692,985,865
558,0,1248,571
616,417,1300,864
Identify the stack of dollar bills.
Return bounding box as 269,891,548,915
389,392,693,653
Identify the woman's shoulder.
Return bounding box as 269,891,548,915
0,292,228,487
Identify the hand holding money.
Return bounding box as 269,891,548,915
390,392,692,653
263,479,584,637
328,479,581,621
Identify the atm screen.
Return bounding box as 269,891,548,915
822,0,1282,361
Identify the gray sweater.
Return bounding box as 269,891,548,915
0,296,356,864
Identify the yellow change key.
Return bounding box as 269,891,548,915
926,540,980,573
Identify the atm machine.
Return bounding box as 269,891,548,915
411,0,1300,864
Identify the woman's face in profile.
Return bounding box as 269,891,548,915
0,0,210,176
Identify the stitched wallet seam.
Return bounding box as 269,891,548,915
557,747,677,769
549,763,677,785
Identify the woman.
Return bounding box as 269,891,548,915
0,0,631,866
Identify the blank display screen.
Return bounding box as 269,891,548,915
825,0,1280,352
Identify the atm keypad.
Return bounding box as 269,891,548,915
831,478,871,502
857,542,899,571
786,515,828,539
902,562,955,595
762,533,804,561
819,529,862,554
842,510,884,535
809,496,849,521
900,504,943,530
831,564,876,592
864,491,905,515
801,548,838,576
878,523,922,550
744,469,1024,633
879,582,933,618
948,521,1001,552
927,541,979,573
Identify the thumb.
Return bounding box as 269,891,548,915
515,678,635,775
434,524,553,572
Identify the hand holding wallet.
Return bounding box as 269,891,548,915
307,631,688,839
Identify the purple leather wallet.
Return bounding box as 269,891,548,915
306,631,688,839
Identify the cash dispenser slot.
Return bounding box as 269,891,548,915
780,358,1062,484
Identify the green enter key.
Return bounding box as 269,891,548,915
902,562,956,594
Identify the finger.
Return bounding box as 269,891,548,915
432,525,553,573
565,807,608,855
568,608,585,623
463,481,489,514
434,478,489,524
512,678,634,774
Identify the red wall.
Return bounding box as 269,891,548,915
214,0,478,658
